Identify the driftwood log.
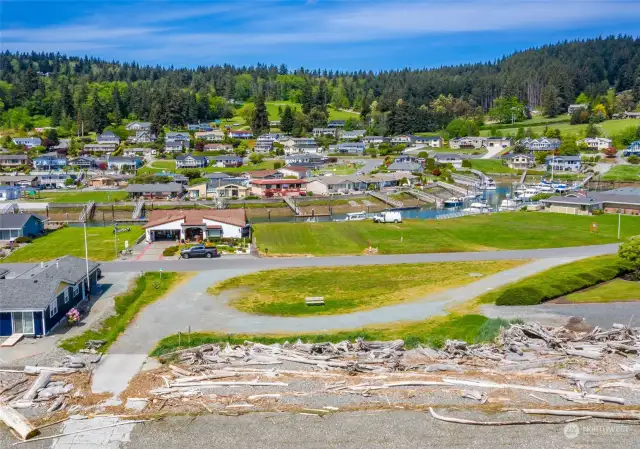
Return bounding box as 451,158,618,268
22,372,51,401
0,405,37,440
428,407,592,426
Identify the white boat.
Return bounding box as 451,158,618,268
464,201,492,213
483,178,497,190
344,211,368,221
443,197,464,207
499,198,523,211
515,187,540,199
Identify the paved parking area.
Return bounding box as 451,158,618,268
134,241,176,261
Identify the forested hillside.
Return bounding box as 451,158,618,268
1,36,639,136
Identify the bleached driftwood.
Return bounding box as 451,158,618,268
22,372,51,401
23,366,77,375
428,407,591,426
522,408,640,421
0,405,37,440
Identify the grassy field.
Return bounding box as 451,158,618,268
475,255,633,306
254,213,640,256
204,160,279,173
222,101,359,128
602,165,640,181
151,314,517,355
60,272,185,352
469,159,517,174
561,279,640,303
3,226,144,262
25,191,128,203
211,261,524,316
479,118,640,138
313,162,362,176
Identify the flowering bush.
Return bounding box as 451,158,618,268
67,308,80,325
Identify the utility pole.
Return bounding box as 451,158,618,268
83,220,90,292
114,223,119,258
618,212,621,240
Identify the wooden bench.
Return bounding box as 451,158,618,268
305,297,325,306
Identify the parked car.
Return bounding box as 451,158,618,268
372,211,402,223
180,245,219,259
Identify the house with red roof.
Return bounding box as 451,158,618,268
143,209,249,242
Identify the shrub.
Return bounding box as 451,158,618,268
162,246,179,256
14,236,32,244
490,256,633,306
628,155,640,164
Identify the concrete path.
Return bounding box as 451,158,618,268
481,301,640,329
481,145,504,159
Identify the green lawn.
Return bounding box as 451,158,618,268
562,278,640,303
151,314,516,356
602,165,640,181
469,159,517,174
475,255,633,306
211,260,524,316
479,118,640,139
60,272,185,352
226,101,359,127
203,160,280,173
25,191,128,203
3,226,144,262
254,213,640,256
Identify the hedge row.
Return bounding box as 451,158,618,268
482,255,633,306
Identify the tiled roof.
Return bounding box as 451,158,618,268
144,209,247,229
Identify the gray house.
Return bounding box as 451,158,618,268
0,256,101,337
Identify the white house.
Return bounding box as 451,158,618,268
143,209,248,242
449,137,486,149
125,122,151,131
195,130,225,142
390,135,416,145
577,137,612,151
362,136,390,147
503,154,535,170
433,153,468,169
415,136,443,148
312,128,338,138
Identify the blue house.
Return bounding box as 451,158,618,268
333,142,366,154
0,256,100,337
0,213,46,241
0,186,21,201
33,155,68,171
187,123,213,132
107,156,142,171
546,155,582,172
623,141,640,157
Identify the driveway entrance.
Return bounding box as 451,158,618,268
135,241,177,261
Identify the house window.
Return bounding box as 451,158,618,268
73,285,79,297
64,289,70,303
50,299,58,318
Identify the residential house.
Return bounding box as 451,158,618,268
52,139,70,154
88,175,125,188
486,137,513,149
0,154,31,169
254,142,273,154
126,183,185,199
577,137,613,151
68,156,98,170
449,136,486,149
245,169,283,181
129,130,156,144
433,153,468,169
0,256,100,337
390,135,416,145
331,142,366,155
123,148,146,157
195,130,225,142
250,179,307,197
328,120,345,128
107,156,142,171
624,140,640,156
544,188,640,216
518,137,561,152
0,213,45,240
358,172,418,189
204,143,233,152
306,176,361,195
278,166,312,179
33,155,67,171
503,154,535,170
176,154,207,169
229,130,253,139
125,122,151,131
415,136,443,148
394,155,420,164
313,128,338,138
387,161,423,173
0,186,21,201
96,131,121,144
546,155,582,172
568,104,588,114
37,173,75,189
188,123,213,132
0,175,38,187
164,141,186,152
282,138,319,155
284,153,326,167
83,143,117,154
362,136,390,147
543,196,603,216
187,180,250,200
341,130,366,140
623,112,640,119
12,137,41,149
166,132,191,144
206,155,243,168
143,209,249,242
257,133,281,143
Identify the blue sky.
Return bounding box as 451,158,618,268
2,0,640,71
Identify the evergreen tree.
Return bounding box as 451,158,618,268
300,82,313,114
280,105,295,133
251,91,270,135
541,85,562,117
315,80,329,112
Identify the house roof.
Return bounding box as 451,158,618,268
388,162,422,171
543,195,603,206
108,156,138,163
0,255,100,311
0,213,45,229
251,179,308,185
0,154,29,160
177,154,207,161
204,172,235,179
247,169,280,178
546,155,581,161
144,209,247,229
126,183,185,193
0,175,37,182
279,166,309,173
309,175,359,185
433,152,468,160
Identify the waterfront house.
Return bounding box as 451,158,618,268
0,213,45,240
143,209,248,241
503,154,535,170
306,176,361,195
126,183,185,199
250,179,307,197
176,154,208,169
0,256,100,337
0,186,22,201
545,155,582,172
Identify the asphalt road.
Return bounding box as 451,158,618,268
0,243,618,274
